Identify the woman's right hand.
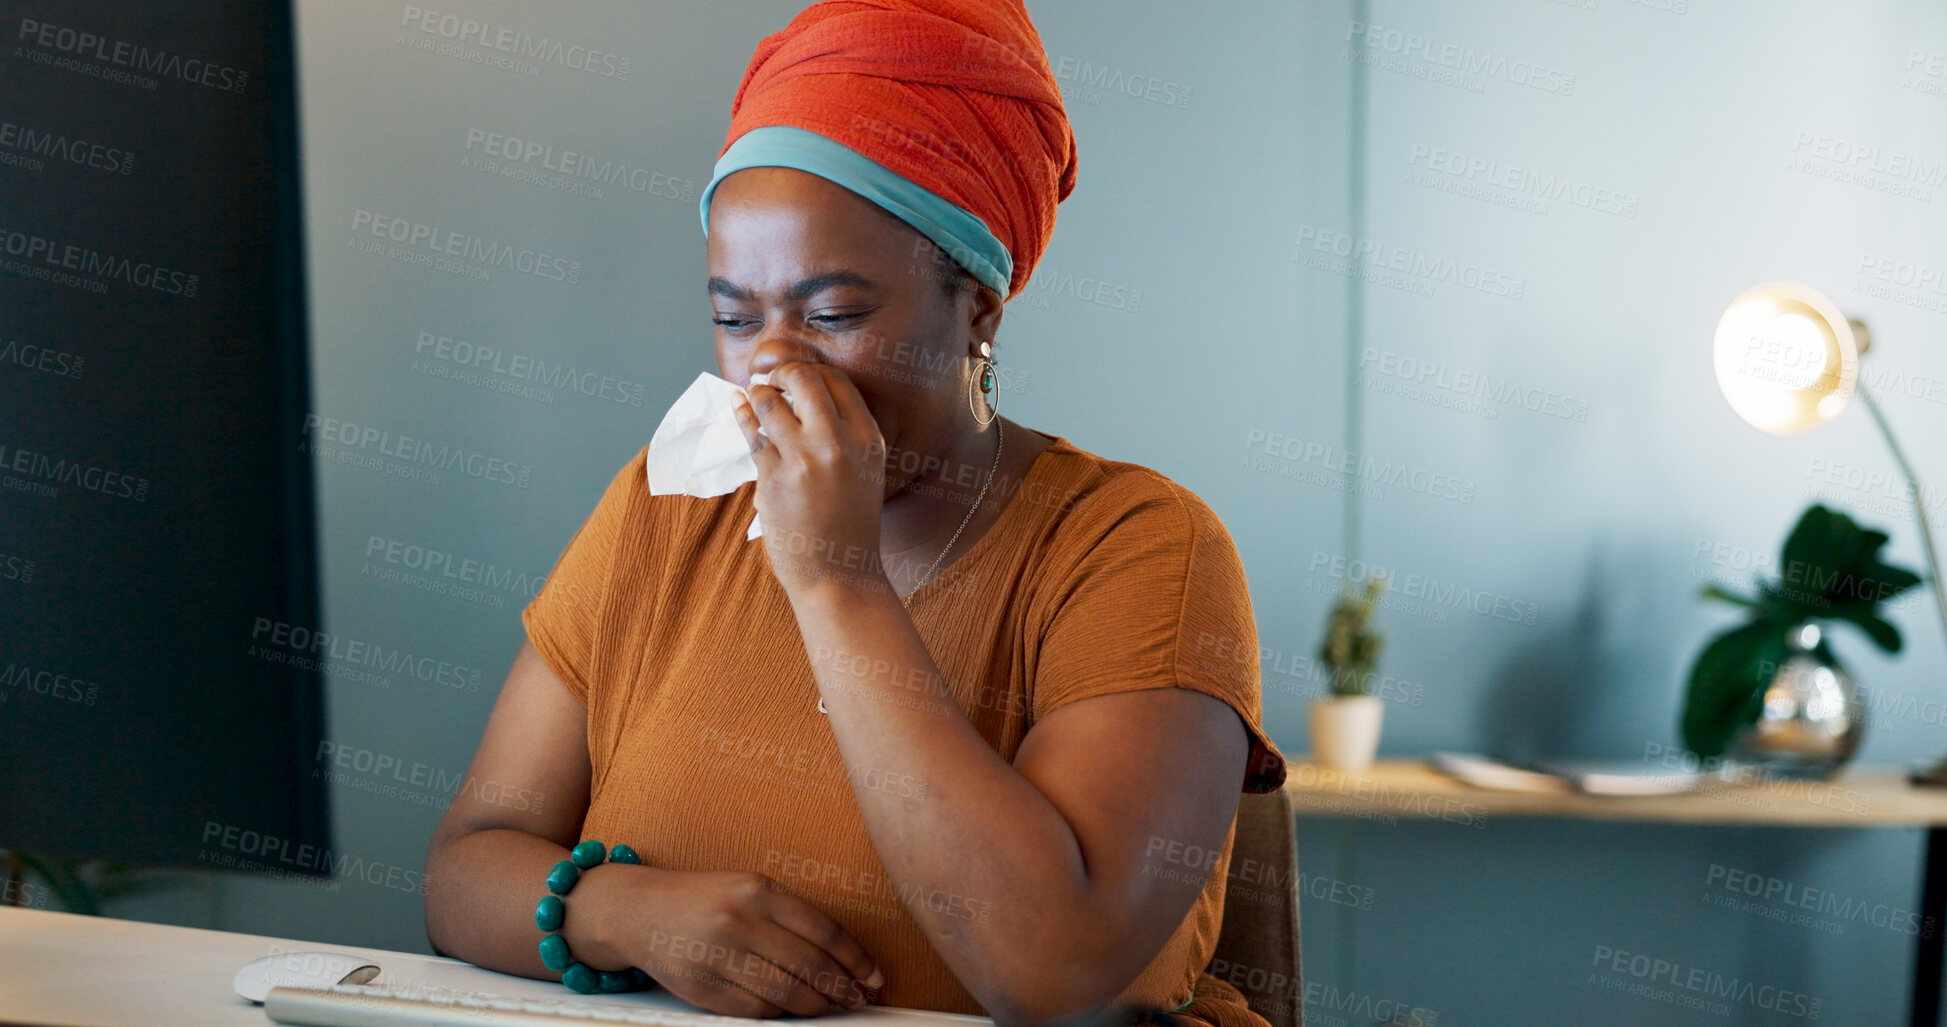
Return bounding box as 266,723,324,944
575,864,884,1017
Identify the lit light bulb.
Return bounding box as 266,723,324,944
1712,282,1860,436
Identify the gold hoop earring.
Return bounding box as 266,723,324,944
969,341,998,426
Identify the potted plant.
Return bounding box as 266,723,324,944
2,849,166,914
1311,575,1387,772
1682,503,1920,778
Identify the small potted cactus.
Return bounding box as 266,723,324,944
1311,575,1387,772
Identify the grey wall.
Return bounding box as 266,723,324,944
1300,1,1947,1025
113,1,1947,1024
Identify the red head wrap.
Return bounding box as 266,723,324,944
719,0,1078,300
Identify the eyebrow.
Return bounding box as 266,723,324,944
708,270,879,303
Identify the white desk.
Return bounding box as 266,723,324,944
0,906,992,1027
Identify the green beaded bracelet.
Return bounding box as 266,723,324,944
535,839,656,994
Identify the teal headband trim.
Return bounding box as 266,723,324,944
698,125,1012,297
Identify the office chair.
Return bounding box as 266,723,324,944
1209,787,1304,1027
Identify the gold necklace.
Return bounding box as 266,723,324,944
818,418,1004,714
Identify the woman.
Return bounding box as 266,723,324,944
425,2,1287,1026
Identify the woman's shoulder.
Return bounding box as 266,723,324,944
1024,433,1241,550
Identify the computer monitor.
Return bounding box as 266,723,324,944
0,0,330,872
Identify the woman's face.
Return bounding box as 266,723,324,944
706,166,1000,492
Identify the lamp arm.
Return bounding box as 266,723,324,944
1854,380,1947,653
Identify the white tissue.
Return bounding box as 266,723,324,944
644,371,772,540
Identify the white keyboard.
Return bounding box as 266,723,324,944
261,982,774,1027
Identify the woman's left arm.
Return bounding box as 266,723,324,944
794,586,1248,1027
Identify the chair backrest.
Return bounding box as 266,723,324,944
1209,787,1303,1027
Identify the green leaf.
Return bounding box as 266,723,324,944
1827,605,1904,653
1859,559,1923,598
1682,620,1791,759
1699,584,1760,608
1780,505,1847,587
1771,503,1921,612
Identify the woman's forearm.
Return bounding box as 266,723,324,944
424,827,640,981
787,582,1139,1024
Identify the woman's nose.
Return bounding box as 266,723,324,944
743,334,823,385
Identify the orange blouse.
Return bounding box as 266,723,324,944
522,430,1287,1026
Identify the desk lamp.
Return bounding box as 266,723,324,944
1711,280,1947,783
